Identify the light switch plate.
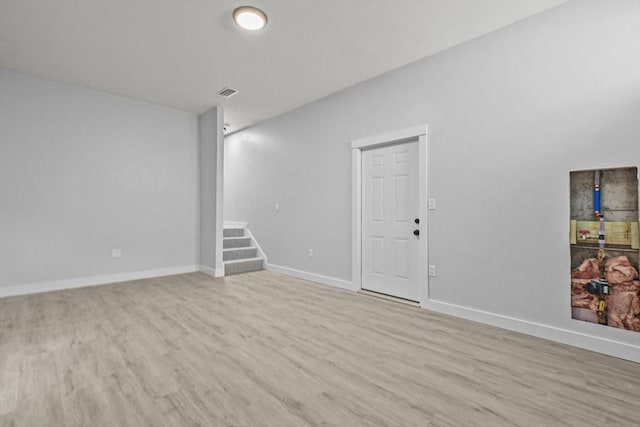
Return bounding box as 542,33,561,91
428,265,436,276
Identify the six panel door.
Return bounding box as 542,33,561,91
361,140,419,301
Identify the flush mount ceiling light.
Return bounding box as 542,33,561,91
233,6,268,31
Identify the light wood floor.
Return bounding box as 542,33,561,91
1,270,639,427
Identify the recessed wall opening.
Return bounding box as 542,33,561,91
570,167,640,332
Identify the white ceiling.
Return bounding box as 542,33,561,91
0,0,567,133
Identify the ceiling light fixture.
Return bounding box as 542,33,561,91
233,6,268,31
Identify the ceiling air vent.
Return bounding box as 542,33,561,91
217,87,238,98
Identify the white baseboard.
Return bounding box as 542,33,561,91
265,263,353,291
0,265,200,299
265,264,639,363
200,265,225,278
4,261,637,362
422,299,640,363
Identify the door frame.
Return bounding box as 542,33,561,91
351,124,429,306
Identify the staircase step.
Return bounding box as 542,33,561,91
224,257,264,275
223,228,245,238
223,246,257,261
223,236,251,249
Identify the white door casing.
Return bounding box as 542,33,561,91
361,141,419,301
352,125,428,305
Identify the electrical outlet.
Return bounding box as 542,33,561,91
428,265,436,276
275,202,280,212
112,248,122,258
308,248,313,257
428,198,437,210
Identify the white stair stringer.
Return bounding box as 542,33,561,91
244,228,268,265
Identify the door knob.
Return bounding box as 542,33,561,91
414,218,420,224
413,229,420,236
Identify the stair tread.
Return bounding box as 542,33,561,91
223,257,263,265
223,246,257,252
223,236,250,240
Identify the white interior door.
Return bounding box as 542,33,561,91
362,140,420,301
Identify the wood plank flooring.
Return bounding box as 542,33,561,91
1,270,639,426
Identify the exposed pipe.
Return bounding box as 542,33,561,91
594,170,601,216
595,170,606,275
590,170,609,325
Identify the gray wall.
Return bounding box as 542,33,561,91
225,0,640,349
0,69,199,289
199,106,224,275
